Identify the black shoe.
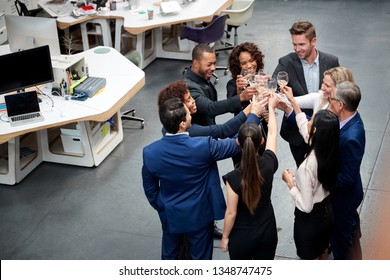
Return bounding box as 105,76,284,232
213,224,223,239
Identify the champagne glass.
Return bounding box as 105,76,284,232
267,78,277,94
277,71,288,87
240,69,255,91
266,78,278,115
276,71,289,99
256,69,268,87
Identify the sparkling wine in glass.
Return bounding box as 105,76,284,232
277,71,289,88
276,71,289,99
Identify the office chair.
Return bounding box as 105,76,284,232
14,0,43,17
180,14,229,84
122,50,145,128
219,0,255,50
214,0,255,75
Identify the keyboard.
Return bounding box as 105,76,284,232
46,3,75,17
9,112,44,127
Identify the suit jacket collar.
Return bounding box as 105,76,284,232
340,111,361,131
186,67,218,101
162,133,190,141
291,49,326,91
187,67,209,85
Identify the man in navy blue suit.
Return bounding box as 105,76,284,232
327,81,365,260
273,21,340,166
142,97,264,259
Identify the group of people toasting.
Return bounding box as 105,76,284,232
142,20,366,260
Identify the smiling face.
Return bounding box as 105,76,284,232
321,74,336,99
183,91,197,114
291,33,316,61
193,52,216,81
238,51,257,73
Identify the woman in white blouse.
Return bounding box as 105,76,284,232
278,66,354,142
281,109,340,260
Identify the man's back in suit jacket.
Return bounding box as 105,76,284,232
142,134,240,234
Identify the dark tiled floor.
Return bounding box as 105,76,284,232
1,0,390,260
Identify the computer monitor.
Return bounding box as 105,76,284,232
5,14,62,58
0,45,54,95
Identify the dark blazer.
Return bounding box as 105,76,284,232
185,68,242,126
331,112,366,217
142,134,240,234
273,51,340,145
161,113,260,139
187,112,260,139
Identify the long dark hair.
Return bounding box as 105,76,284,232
306,110,340,192
237,122,265,215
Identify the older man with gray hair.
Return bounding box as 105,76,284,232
327,81,365,260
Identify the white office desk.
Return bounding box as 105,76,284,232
0,46,145,185
112,0,232,68
38,0,232,69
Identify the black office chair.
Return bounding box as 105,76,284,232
122,50,145,128
14,0,43,17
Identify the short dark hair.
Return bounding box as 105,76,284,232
192,44,214,61
158,98,187,134
289,20,316,41
335,81,361,112
158,80,189,106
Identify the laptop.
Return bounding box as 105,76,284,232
4,91,45,127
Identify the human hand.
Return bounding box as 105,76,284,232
268,92,279,110
275,98,293,113
280,86,294,101
220,237,229,253
236,75,248,92
262,112,269,123
282,169,295,189
240,86,257,102
251,93,268,116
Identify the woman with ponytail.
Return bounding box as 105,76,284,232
220,94,279,260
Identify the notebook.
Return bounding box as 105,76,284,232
4,91,45,127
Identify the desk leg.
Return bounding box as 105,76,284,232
80,19,113,51
99,19,113,48
15,132,44,183
85,111,124,166
115,18,124,52
0,132,43,185
0,140,17,185
80,22,90,51
154,26,193,61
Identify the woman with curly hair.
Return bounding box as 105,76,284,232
227,42,265,111
226,42,268,167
